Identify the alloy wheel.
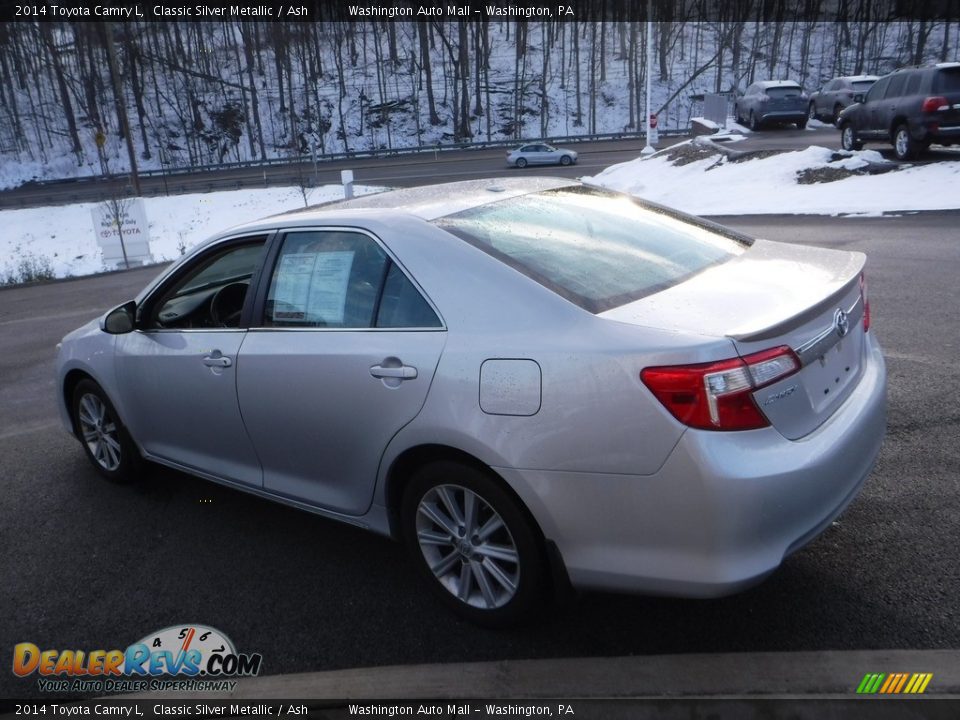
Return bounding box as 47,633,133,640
415,483,520,609
77,393,122,471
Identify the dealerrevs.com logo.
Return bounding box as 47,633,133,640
13,624,263,693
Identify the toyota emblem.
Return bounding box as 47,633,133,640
834,308,850,338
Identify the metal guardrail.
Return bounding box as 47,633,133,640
23,129,693,187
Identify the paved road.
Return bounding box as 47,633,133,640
1,207,958,699
5,125,958,211
0,137,684,209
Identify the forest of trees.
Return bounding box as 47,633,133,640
0,12,958,181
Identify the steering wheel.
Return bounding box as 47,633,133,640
209,282,249,328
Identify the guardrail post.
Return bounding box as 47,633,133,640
341,169,354,199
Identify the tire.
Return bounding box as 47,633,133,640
401,461,546,627
808,102,818,121
515,157,528,169
72,379,141,483
796,118,808,130
559,155,572,166
893,123,919,161
840,123,863,151
749,111,760,131
733,105,740,123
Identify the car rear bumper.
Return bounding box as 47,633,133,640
499,332,886,598
760,110,807,123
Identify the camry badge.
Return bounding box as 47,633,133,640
834,308,850,338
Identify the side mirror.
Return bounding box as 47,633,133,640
101,301,136,335
853,93,865,104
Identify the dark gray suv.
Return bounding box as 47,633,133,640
808,75,878,124
837,63,960,160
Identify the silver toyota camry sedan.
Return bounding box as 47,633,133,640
56,178,886,626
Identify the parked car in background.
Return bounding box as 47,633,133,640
507,143,577,168
838,63,960,160
734,80,809,130
808,75,879,124
56,178,886,627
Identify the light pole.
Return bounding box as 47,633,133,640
641,0,656,157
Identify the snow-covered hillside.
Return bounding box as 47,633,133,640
1,20,957,188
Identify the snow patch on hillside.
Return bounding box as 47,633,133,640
583,143,960,215
0,185,381,282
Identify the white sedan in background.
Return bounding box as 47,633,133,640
507,143,578,168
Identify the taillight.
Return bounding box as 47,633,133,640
641,346,800,431
860,272,871,332
759,94,770,103
921,96,949,113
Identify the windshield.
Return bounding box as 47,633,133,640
435,186,750,313
851,80,876,92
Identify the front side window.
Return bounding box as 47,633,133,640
884,73,907,99
148,239,266,330
436,186,749,314
866,76,891,102
263,230,440,329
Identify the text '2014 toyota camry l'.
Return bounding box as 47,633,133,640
56,178,886,626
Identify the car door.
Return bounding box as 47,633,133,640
236,227,446,515
880,73,908,133
823,80,841,114
861,75,891,138
523,144,544,164
113,236,269,486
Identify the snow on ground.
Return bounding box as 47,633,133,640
6,139,960,284
0,184,381,282
582,142,960,216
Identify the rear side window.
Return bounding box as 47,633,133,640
436,187,749,313
904,74,922,96
934,69,960,93
263,230,440,329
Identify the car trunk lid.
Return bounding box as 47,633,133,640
601,239,868,439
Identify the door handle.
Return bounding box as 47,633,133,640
370,363,417,380
203,351,232,368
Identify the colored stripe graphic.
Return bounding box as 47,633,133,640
857,672,932,694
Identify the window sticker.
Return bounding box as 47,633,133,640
272,251,355,324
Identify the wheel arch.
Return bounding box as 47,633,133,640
383,442,574,600
383,444,545,544
63,368,97,437
889,116,910,140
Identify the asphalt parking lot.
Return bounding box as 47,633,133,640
1,210,958,700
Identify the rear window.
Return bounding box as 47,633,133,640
934,69,960,93
435,186,750,313
765,86,802,98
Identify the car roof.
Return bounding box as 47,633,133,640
227,177,579,233
755,80,801,88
